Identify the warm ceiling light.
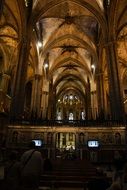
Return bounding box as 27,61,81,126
24,0,28,7
37,42,42,48
44,63,48,69
91,64,95,69
69,95,73,100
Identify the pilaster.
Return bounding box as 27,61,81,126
10,36,31,120
86,78,91,120
31,74,42,118
96,71,105,119
41,91,49,119
41,78,49,119
105,40,125,121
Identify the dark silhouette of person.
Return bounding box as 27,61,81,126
87,168,110,190
3,150,21,190
20,141,43,190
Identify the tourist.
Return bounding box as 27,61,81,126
3,150,21,190
20,141,43,190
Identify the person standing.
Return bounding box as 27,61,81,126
3,151,21,190
20,141,43,190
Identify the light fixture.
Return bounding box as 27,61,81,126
74,95,77,99
44,63,48,69
69,94,73,100
24,0,28,7
91,64,95,69
37,41,42,48
65,95,68,99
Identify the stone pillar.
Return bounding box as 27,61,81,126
43,132,47,145
105,41,125,121
10,37,31,120
75,133,79,149
47,79,53,120
86,78,91,120
52,89,56,120
41,91,49,119
96,71,105,119
91,91,97,119
52,132,56,159
41,79,49,119
96,44,106,119
47,80,56,120
31,74,42,118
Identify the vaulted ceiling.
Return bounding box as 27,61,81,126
1,0,127,103
33,0,100,99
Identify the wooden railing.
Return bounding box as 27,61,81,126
9,119,126,127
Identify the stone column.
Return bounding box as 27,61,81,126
85,78,91,120
52,89,56,120
96,44,106,119
31,74,42,118
43,132,47,145
41,91,49,119
52,132,56,159
105,41,125,121
10,37,31,120
47,79,53,120
96,71,105,119
41,79,49,119
47,81,56,120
